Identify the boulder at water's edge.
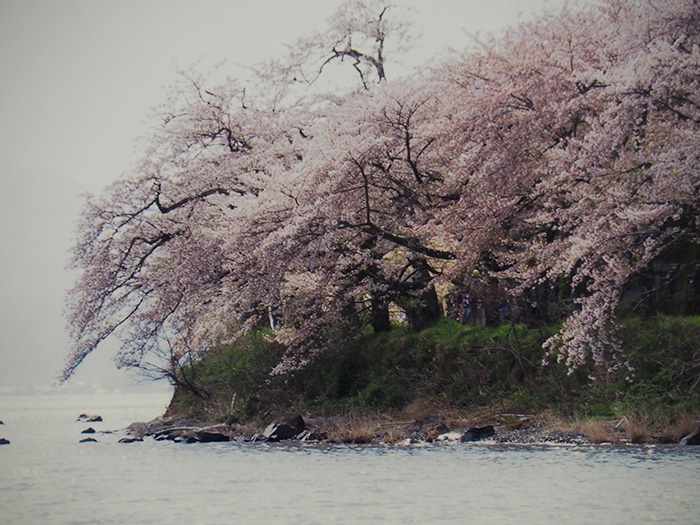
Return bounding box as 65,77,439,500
119,437,144,443
680,427,700,445
77,414,102,422
461,425,496,442
263,415,305,442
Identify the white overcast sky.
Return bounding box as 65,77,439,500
0,0,592,394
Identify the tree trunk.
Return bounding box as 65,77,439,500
371,297,392,332
405,284,442,330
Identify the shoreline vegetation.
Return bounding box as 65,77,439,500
136,315,700,446
60,1,700,451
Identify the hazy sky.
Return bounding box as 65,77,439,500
0,0,590,394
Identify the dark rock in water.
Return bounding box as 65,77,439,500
263,415,305,442
118,437,144,444
80,437,98,443
154,424,231,443
81,427,96,434
77,414,102,422
0,420,4,425
461,425,496,442
195,430,231,443
680,427,700,446
0,438,10,445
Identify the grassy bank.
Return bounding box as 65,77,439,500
166,316,700,443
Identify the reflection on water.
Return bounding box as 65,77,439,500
1,394,698,524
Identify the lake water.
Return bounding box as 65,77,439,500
1,392,698,524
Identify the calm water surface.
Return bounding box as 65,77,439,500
1,393,698,524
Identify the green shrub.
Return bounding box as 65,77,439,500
618,316,700,414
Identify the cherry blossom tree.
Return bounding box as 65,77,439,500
261,82,462,370
269,0,413,91
62,0,411,383
433,0,700,371
63,0,700,384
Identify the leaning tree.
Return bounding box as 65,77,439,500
62,0,417,384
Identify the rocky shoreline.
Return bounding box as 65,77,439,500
122,413,700,447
